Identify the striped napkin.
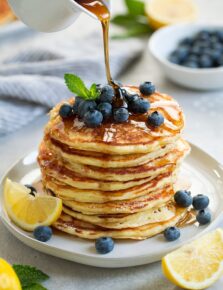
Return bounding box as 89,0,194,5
0,22,144,136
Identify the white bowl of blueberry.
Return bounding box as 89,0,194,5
149,23,223,90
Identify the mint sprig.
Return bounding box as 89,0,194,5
64,73,100,100
13,265,49,289
111,0,152,39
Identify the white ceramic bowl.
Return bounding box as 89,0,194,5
148,23,223,90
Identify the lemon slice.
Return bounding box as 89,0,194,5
145,0,198,30
162,229,223,290
0,258,21,290
4,178,62,231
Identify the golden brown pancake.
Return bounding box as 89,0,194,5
53,207,188,240
46,89,184,154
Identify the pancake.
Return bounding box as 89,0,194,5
61,186,174,215
62,202,177,229
43,172,175,203
53,207,188,240
47,139,190,182
46,89,184,155
47,138,176,168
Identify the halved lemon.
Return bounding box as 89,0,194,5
162,229,223,290
4,179,62,231
0,258,21,290
145,0,198,30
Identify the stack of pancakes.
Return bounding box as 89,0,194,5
38,87,191,240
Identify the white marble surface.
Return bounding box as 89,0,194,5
1,0,223,289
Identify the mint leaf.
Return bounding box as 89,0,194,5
64,74,90,99
112,21,152,39
24,284,47,290
13,265,49,288
89,83,100,99
125,0,145,16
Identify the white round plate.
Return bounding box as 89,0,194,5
0,144,223,268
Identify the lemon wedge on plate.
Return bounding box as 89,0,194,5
162,229,223,289
0,258,21,290
3,178,62,231
146,0,198,30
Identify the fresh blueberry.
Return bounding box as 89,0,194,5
215,30,223,42
187,54,199,63
99,85,115,103
216,56,223,66
33,226,52,242
190,45,202,55
83,109,103,128
113,108,129,123
73,96,84,114
174,190,192,208
164,227,180,241
25,185,37,197
196,210,211,225
179,37,193,46
129,97,150,114
169,52,181,65
95,237,114,254
183,60,199,68
97,102,112,120
147,111,164,127
59,104,74,119
175,46,189,61
196,30,210,41
192,194,209,210
78,100,97,119
139,82,156,96
125,93,140,103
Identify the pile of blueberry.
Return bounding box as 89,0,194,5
169,29,223,68
59,82,165,128
164,190,211,242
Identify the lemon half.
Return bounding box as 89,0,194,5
4,179,62,231
0,258,21,290
162,228,223,289
146,0,198,30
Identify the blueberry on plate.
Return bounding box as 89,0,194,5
129,97,150,114
174,190,192,208
78,100,97,119
59,104,74,119
179,37,193,46
33,226,52,242
25,184,37,197
95,237,114,254
175,46,189,62
216,56,223,66
73,96,84,114
113,107,129,123
196,210,211,225
164,227,180,241
83,109,103,128
97,102,112,120
147,111,164,127
139,82,156,96
192,194,209,210
99,85,115,103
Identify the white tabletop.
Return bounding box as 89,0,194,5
0,0,223,289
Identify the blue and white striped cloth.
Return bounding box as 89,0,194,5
0,22,144,136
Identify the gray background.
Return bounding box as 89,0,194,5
0,0,223,289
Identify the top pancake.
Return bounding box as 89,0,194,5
46,87,184,155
